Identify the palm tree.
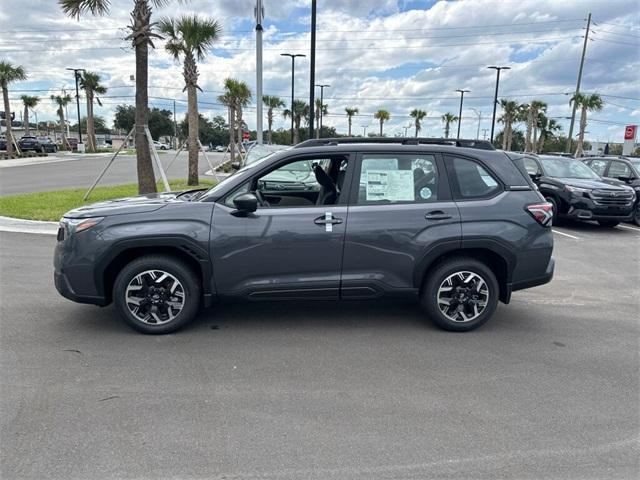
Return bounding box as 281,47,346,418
263,95,285,144
441,112,458,139
497,100,520,150
537,116,562,153
523,100,547,152
374,109,390,136
20,95,39,136
314,98,327,139
571,93,603,157
78,71,107,153
345,107,358,136
283,100,309,144
159,15,220,186
410,109,427,137
0,61,27,156
60,0,171,194
218,78,251,163
51,93,72,150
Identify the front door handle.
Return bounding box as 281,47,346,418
425,210,452,220
314,215,343,225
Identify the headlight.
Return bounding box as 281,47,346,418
61,217,104,234
564,185,590,194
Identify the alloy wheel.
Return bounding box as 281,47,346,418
437,271,489,323
125,270,185,325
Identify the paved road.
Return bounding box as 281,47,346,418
0,151,226,196
1,225,639,479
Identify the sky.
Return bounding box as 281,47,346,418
1,0,639,143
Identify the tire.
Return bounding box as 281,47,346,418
421,257,499,332
544,196,558,225
113,255,201,334
597,220,619,228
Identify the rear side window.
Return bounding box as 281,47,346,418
608,161,632,178
449,157,501,200
356,154,439,204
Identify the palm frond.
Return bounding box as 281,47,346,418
59,0,110,19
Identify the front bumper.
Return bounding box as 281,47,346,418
560,194,634,222
54,270,107,306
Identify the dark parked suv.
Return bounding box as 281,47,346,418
521,154,636,227
582,156,640,225
54,138,555,334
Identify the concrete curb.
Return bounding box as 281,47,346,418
0,216,58,235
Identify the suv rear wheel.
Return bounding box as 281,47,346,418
113,255,201,334
421,257,499,332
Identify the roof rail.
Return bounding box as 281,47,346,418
294,137,495,150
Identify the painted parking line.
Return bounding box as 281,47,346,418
552,229,580,240
616,224,640,233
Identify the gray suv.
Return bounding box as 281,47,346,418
54,138,555,334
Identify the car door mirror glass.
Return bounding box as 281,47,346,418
233,193,258,214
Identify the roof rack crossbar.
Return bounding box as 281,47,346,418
294,137,495,150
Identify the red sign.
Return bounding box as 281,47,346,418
624,125,637,140
242,131,250,141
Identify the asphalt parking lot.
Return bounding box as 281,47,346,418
1,223,639,479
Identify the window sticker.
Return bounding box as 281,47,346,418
365,169,414,201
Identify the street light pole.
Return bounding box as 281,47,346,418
315,84,330,138
455,89,470,139
255,0,265,145
66,67,85,146
308,0,317,140
362,125,368,137
487,66,510,143
281,53,306,144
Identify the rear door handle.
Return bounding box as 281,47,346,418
425,210,452,220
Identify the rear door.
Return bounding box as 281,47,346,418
341,151,461,297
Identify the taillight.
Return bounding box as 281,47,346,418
525,203,553,226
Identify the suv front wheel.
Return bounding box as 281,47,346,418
421,257,499,332
113,255,201,334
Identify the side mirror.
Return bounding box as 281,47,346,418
618,176,632,183
233,193,258,214
529,172,541,181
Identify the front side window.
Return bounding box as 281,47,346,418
357,154,439,204
450,157,500,199
524,157,541,175
226,157,345,208
588,159,609,176
608,161,632,178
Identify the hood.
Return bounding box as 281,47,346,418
64,191,193,219
555,178,631,190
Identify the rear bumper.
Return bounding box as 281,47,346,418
505,256,555,302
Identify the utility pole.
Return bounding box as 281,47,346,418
487,66,510,143
308,0,317,140
281,53,305,144
455,89,470,138
66,68,85,148
403,125,409,137
566,12,592,153
482,128,489,140
315,83,329,137
470,108,482,139
255,0,264,145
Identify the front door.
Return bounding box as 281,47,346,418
341,152,461,297
211,155,351,299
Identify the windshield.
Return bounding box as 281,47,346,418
540,157,600,179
